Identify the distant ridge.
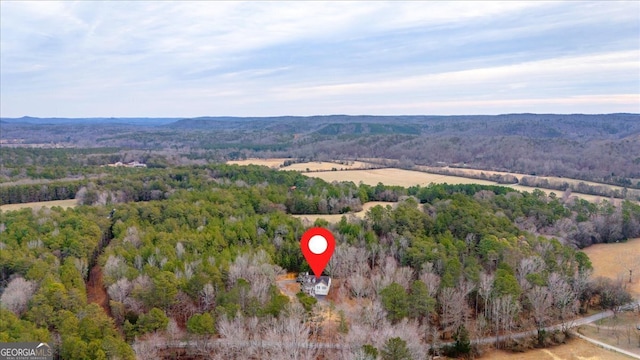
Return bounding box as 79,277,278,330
0,117,181,126
163,113,640,138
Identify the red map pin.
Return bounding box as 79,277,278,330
300,227,335,279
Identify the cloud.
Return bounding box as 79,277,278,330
1,1,638,117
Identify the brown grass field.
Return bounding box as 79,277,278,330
306,168,499,187
291,201,397,224
226,159,625,204
581,237,640,296
282,160,374,172
481,337,633,360
575,312,640,357
305,168,614,203
226,158,375,171
0,199,77,212
226,158,292,168
417,165,631,192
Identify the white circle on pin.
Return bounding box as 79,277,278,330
308,235,328,254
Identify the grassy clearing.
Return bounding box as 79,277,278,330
576,312,640,357
0,199,77,212
581,238,640,296
226,159,376,171
417,165,630,192
291,201,397,224
480,337,633,360
226,158,292,168
306,168,617,204
226,158,626,204
306,168,499,188
283,160,374,172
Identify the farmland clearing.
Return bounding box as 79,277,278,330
292,201,397,224
480,337,633,360
0,199,77,212
226,158,292,168
228,158,377,171
226,159,625,204
581,238,640,297
305,168,618,204
575,311,640,357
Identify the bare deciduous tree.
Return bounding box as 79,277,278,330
132,332,165,360
516,256,545,292
103,255,128,283
526,286,552,332
123,226,141,248
0,276,36,315
107,277,132,303
228,250,285,304
419,266,441,298
348,274,370,298
263,303,317,360
491,295,520,343
478,271,494,319
615,252,640,284
200,283,215,311
548,272,578,328
439,286,470,337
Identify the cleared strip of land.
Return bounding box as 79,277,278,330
306,168,498,187
304,168,617,203
226,158,292,168
291,201,396,224
0,199,77,212
227,159,377,171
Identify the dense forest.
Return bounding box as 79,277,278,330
2,114,639,188
1,164,638,359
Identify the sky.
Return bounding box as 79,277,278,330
1,1,639,117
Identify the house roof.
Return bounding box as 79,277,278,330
315,276,331,286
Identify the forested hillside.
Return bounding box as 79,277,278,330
1,164,638,358
2,114,639,188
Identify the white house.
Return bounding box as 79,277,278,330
314,276,331,296
298,273,332,297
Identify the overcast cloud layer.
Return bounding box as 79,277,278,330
1,1,639,117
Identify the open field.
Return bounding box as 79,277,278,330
226,158,292,168
480,337,633,360
576,312,640,357
416,165,631,192
227,159,629,204
305,168,616,203
306,168,499,188
0,199,77,212
226,158,376,171
282,160,374,172
292,201,397,224
506,184,615,204
581,238,640,297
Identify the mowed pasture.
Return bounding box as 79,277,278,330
0,199,77,212
581,237,640,296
